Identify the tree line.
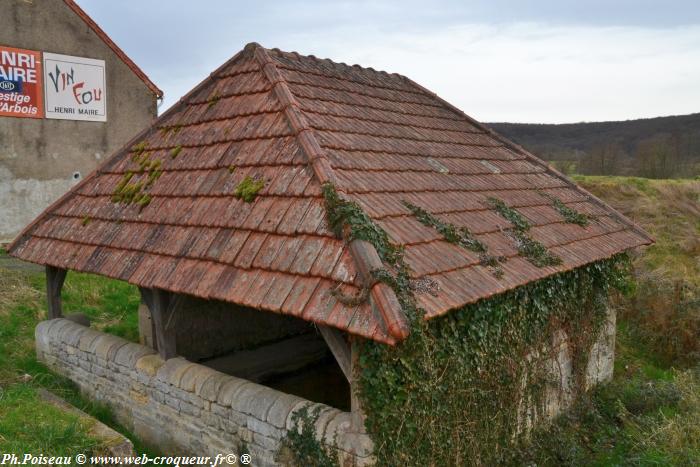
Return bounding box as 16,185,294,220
490,113,700,178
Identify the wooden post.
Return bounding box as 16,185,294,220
46,266,67,319
318,325,351,381
139,287,180,360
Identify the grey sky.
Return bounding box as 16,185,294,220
78,0,700,123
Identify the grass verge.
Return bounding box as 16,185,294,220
0,252,157,458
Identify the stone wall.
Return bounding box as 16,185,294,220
518,307,616,432
36,319,373,467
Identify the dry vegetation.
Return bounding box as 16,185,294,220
577,176,700,365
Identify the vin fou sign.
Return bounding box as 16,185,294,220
44,52,106,122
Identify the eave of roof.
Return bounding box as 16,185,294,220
63,0,162,98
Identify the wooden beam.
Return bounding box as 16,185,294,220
139,288,180,360
138,289,157,351
46,266,67,319
318,325,351,381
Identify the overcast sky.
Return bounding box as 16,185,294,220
78,0,700,123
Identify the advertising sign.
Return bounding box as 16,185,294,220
44,52,106,122
0,45,44,119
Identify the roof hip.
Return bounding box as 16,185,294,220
250,43,410,341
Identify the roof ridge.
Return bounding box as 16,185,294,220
399,76,654,244
251,43,409,341
62,0,162,97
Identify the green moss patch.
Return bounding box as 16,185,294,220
111,142,162,211
169,145,182,159
233,176,265,203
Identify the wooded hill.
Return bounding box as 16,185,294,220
489,113,700,178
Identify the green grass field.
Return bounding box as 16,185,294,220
0,176,698,464
0,251,151,457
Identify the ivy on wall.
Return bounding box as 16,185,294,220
278,405,337,467
358,255,630,465
283,184,632,466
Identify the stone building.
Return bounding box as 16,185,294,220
0,0,161,241
10,43,650,464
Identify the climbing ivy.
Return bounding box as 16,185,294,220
402,200,507,277
278,405,338,467
322,184,403,268
314,183,630,466
488,197,531,232
358,254,631,466
489,197,562,267
539,192,590,226
402,201,485,252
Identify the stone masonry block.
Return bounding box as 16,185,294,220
35,319,60,350
198,373,229,402
114,343,155,369
313,406,339,442
323,412,353,446
91,334,129,361
153,357,188,384
45,318,75,343
78,329,103,352
135,354,165,377
266,392,306,428
63,322,89,347
217,378,250,407
248,417,282,439
229,384,268,416
336,431,374,459
244,387,282,421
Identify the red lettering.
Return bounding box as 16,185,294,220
72,82,85,104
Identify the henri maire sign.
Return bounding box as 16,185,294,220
44,52,106,122
0,45,106,122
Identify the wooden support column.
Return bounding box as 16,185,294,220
318,325,351,381
46,266,67,319
139,288,181,360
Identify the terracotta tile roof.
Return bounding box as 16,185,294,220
9,43,652,344
63,0,162,97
